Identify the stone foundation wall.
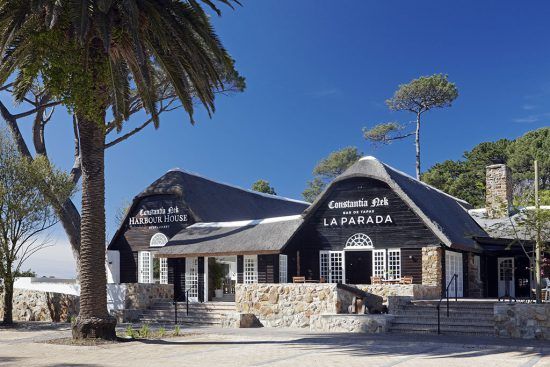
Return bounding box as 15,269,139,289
422,247,442,294
355,284,440,303
236,283,340,328
121,283,173,309
495,303,550,340
0,289,79,322
309,314,394,333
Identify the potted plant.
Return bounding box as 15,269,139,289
211,259,225,298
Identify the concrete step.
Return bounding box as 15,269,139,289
391,317,494,327
397,306,494,314
410,301,496,309
139,311,223,320
389,324,494,336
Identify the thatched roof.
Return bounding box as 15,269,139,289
135,168,309,222
303,156,488,251
157,215,303,257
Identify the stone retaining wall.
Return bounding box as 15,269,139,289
356,284,440,303
309,314,394,333
422,247,442,293
121,283,173,309
0,289,79,322
495,303,550,340
236,283,341,328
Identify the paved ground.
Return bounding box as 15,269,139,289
0,323,549,367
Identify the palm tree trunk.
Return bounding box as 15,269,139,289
415,112,421,180
71,114,116,340
2,275,13,325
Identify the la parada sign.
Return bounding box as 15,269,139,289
323,196,394,227
129,205,188,228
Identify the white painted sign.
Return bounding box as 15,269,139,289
128,205,188,228
323,196,393,227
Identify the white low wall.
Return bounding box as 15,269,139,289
11,278,153,313
14,278,80,296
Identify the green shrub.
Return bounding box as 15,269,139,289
173,325,181,336
139,324,151,338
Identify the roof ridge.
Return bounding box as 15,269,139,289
187,214,303,228
166,168,310,205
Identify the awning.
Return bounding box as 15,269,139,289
157,215,303,257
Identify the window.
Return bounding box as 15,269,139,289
138,251,152,283
279,254,288,283
319,251,345,283
244,255,258,284
185,257,199,301
387,249,401,280
159,257,168,284
320,251,329,282
150,233,168,247
345,233,373,249
373,249,386,278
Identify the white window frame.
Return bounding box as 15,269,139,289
138,251,153,284
319,250,345,284
445,250,464,297
149,232,168,248
185,257,199,301
372,249,386,278
244,255,258,284
387,248,401,280
279,254,288,283
159,257,168,284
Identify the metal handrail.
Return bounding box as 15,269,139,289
436,273,458,334
173,287,193,325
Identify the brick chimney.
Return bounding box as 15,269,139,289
485,164,513,219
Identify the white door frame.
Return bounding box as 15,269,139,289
244,255,258,284
498,257,515,298
319,250,345,284
138,251,153,284
445,250,463,297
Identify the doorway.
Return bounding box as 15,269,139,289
208,256,237,301
445,250,464,297
345,251,372,284
498,257,515,298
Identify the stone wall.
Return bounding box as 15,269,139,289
121,283,173,309
467,253,483,298
309,314,394,333
356,284,440,303
422,246,442,294
485,164,512,219
0,289,79,322
495,303,550,340
236,283,341,328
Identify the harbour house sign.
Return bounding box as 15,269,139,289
107,157,548,307
128,205,189,228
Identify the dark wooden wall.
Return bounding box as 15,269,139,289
258,255,279,283
237,255,244,284
400,248,422,284
283,177,439,282
109,194,194,283
168,258,186,301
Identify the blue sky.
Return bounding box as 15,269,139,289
8,0,550,277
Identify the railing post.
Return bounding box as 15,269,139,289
437,304,441,334
186,290,189,316
454,274,458,301
174,293,178,325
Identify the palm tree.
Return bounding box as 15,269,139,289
0,0,241,339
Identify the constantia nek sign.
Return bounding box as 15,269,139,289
323,196,393,227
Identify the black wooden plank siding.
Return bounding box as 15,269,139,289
198,257,205,302
237,255,244,283
168,258,186,301
400,248,422,284
258,255,279,283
